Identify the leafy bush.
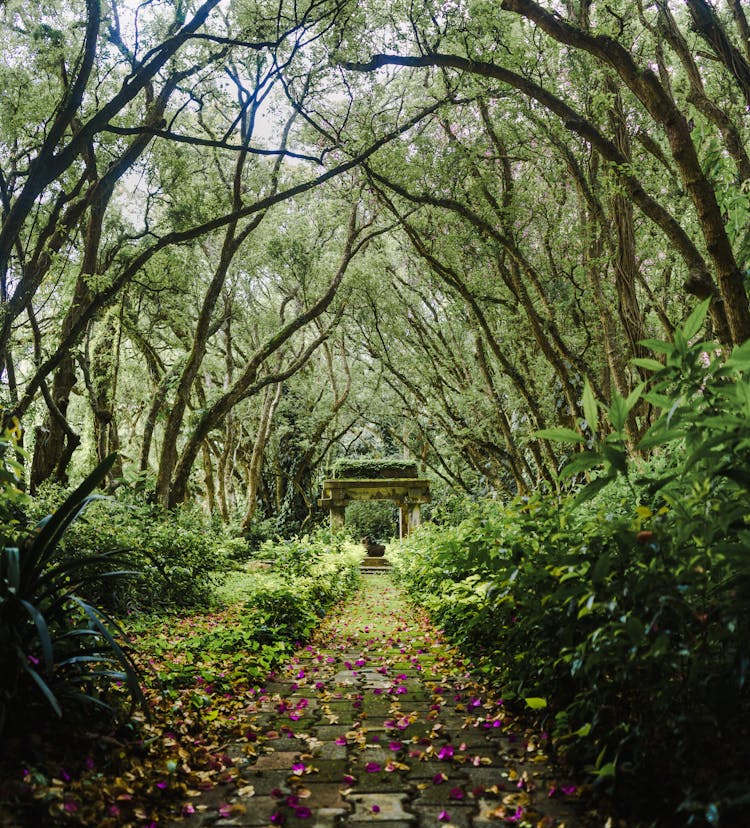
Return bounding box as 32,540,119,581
154,531,365,685
28,489,230,613
344,500,398,541
390,304,750,826
251,528,362,599
0,453,145,737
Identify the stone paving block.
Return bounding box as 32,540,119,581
355,746,399,764
346,771,408,793
296,782,352,811
236,768,293,794
290,696,321,710
321,707,360,725
361,698,396,716
448,730,491,748
307,759,350,782
472,796,535,825
285,807,347,828
411,804,475,828
411,782,471,806
252,751,301,771
345,823,414,828
311,741,348,761
458,766,513,790
332,670,360,685
387,720,434,739
347,793,416,822
265,735,311,753
214,796,280,826
315,724,356,741
403,761,468,781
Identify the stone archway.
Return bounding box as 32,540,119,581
317,476,431,538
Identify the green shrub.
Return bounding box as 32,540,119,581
0,454,145,737
344,500,398,541
28,489,230,613
331,457,418,479
391,304,750,825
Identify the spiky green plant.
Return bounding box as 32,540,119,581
0,453,145,735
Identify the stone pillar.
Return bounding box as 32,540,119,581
398,502,409,538
330,504,346,531
408,503,422,534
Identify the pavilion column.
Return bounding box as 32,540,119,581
398,502,409,538
408,502,422,533
330,503,346,531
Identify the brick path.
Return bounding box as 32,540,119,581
170,576,582,828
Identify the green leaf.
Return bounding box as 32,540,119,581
639,338,674,355
560,451,602,479
582,378,598,435
591,553,611,585
682,298,711,340
534,427,585,444
637,425,685,451
19,598,54,674
642,391,673,409
3,546,20,593
70,596,146,713
19,653,62,717
625,615,644,645
602,444,628,474
573,474,614,505
608,393,628,432
630,357,664,372
625,382,645,414
726,339,750,370
524,697,547,710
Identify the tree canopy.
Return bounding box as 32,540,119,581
2,0,749,516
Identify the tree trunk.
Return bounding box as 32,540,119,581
241,382,283,531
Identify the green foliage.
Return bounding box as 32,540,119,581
28,488,231,613
331,457,418,479
251,529,362,605
344,500,398,541
0,454,145,737
391,309,750,825
0,417,30,536
142,532,362,691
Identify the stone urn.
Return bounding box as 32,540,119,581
361,537,386,557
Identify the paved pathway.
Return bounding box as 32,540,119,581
171,576,583,828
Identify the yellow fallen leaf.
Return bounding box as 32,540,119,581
236,785,255,797
502,792,530,808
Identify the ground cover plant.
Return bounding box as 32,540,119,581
0,528,360,825
389,306,750,827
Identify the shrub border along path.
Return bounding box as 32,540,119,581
168,576,593,828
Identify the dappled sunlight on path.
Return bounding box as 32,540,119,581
170,576,584,828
